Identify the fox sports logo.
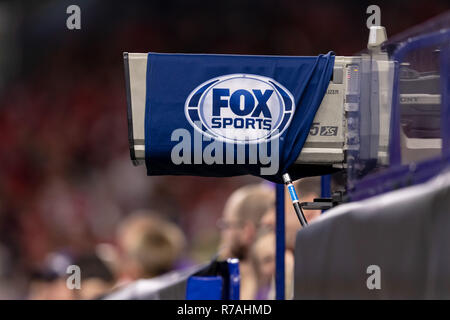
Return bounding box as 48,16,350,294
185,74,295,143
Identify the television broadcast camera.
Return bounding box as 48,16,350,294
124,26,444,190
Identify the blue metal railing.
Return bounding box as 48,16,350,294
275,183,285,300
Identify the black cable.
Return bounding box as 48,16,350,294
282,173,308,227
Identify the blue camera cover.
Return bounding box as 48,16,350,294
145,52,334,182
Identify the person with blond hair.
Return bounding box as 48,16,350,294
115,211,186,284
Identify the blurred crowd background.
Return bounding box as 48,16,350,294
0,0,448,299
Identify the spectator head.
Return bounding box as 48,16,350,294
250,229,295,300
218,184,274,261
72,253,115,299
251,229,276,289
27,252,75,300
116,211,185,280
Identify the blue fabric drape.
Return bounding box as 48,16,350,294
145,52,334,183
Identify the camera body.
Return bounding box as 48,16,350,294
124,26,442,176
